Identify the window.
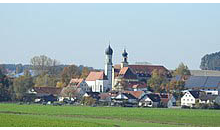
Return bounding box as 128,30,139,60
187,99,189,101
189,95,191,97
191,99,193,101
183,99,185,101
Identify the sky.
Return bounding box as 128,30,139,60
0,3,220,70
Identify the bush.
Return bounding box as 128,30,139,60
181,105,190,109
80,96,96,106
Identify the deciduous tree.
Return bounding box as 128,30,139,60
173,62,191,76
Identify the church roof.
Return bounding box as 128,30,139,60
122,49,128,57
118,67,137,79
86,71,107,81
105,45,113,55
128,65,169,74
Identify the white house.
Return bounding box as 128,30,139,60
85,71,110,92
115,93,137,103
139,94,161,107
58,78,90,102
69,78,90,92
181,91,200,107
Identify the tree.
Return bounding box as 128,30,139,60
61,65,81,86
0,69,11,101
30,55,60,75
80,67,90,79
200,51,220,70
81,96,96,106
34,74,58,87
173,62,191,76
60,86,80,100
147,69,168,93
15,64,23,74
12,71,34,101
0,64,7,75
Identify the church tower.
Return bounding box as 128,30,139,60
105,45,113,90
121,49,128,68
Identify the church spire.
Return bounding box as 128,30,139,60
121,48,128,68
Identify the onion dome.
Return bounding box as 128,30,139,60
105,45,113,55
122,49,128,57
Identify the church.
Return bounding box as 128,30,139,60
85,45,171,93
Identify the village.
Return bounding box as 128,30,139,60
15,45,220,109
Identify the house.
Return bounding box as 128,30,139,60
83,92,100,100
214,96,220,105
68,78,90,97
112,93,138,107
185,76,220,95
139,93,161,107
159,93,177,108
130,82,148,91
199,94,217,104
86,71,110,92
113,67,139,91
98,93,112,105
31,87,62,103
124,91,145,100
181,90,200,107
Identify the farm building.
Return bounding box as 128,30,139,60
185,76,220,95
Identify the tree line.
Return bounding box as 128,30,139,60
0,55,94,102
200,51,220,70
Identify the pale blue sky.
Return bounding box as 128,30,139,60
0,3,220,70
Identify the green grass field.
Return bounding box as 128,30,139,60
0,103,220,127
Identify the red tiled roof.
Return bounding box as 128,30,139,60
69,78,84,87
118,67,137,79
86,71,107,81
124,91,145,99
33,87,62,95
128,65,169,74
119,67,129,75
99,93,111,100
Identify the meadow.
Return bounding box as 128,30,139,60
0,103,220,127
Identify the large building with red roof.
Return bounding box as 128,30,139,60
85,45,171,92
112,48,171,91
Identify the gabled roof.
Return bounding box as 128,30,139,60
114,64,170,77
86,71,107,81
189,91,200,99
122,93,137,99
115,93,137,100
99,93,111,100
118,67,137,79
128,65,169,75
33,87,62,95
199,94,217,101
146,94,161,102
185,76,220,89
140,93,161,102
124,91,145,99
69,78,84,87
84,92,100,99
